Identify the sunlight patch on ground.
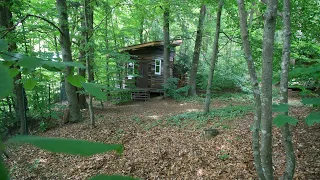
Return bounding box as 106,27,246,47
288,99,304,106
186,108,201,112
147,115,160,120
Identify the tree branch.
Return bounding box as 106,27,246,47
89,0,124,40
1,14,64,39
220,31,242,44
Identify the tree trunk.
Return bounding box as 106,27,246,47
261,0,278,179
203,0,223,114
78,13,88,110
237,0,265,179
139,18,144,44
56,0,81,123
163,3,170,85
188,4,206,96
105,3,110,89
84,0,95,128
0,1,28,134
280,0,295,179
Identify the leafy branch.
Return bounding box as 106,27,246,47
1,14,64,39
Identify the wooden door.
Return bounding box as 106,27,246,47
136,62,148,88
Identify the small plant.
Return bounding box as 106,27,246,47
132,116,142,124
218,150,230,161
28,159,40,172
38,121,48,132
113,129,124,140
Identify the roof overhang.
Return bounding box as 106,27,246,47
119,40,183,52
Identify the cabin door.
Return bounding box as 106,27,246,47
136,62,148,88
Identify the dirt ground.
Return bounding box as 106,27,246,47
4,93,320,180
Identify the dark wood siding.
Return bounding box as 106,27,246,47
124,46,176,90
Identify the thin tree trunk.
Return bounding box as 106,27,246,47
0,1,28,134
56,0,81,123
280,0,295,179
78,13,88,109
105,3,110,89
84,0,95,128
139,18,144,44
163,3,170,85
203,0,223,114
261,0,278,179
237,1,265,179
188,4,206,96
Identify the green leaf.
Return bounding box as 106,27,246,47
62,61,86,69
41,64,62,72
17,55,43,70
8,136,124,156
0,158,9,180
24,78,37,90
273,114,298,128
0,52,18,61
82,82,107,100
41,61,85,71
0,64,13,99
302,98,320,105
0,39,8,52
89,175,138,180
272,103,289,112
305,111,320,126
67,75,85,88
8,68,19,77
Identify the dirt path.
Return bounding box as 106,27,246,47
5,97,320,179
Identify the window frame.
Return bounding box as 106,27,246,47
127,62,135,76
155,59,161,75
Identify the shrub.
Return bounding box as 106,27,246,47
163,78,190,100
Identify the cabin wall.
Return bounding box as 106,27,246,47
125,46,176,90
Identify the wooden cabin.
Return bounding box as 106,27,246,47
120,40,182,98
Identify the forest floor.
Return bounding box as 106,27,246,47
5,91,320,180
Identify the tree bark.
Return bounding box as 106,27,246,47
237,1,265,179
84,0,95,128
280,0,295,179
188,4,206,96
163,3,170,85
261,0,278,179
78,11,88,109
203,0,223,114
56,0,81,123
0,0,28,134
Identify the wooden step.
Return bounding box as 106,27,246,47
131,90,150,101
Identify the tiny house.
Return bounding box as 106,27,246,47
120,40,182,93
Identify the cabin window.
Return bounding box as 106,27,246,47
155,59,161,75
127,62,134,79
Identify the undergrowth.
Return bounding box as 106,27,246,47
142,105,253,130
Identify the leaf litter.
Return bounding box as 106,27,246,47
4,95,320,179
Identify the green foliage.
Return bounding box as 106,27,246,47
165,105,253,127
108,89,132,104
23,78,37,90
0,158,9,180
163,78,189,100
89,175,138,180
67,75,85,88
218,153,230,161
302,98,320,105
8,136,124,156
305,111,320,126
273,115,299,128
272,104,289,113
82,82,107,101
132,116,142,124
0,64,13,99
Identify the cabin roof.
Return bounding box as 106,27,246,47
119,40,183,52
